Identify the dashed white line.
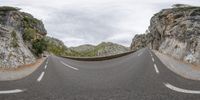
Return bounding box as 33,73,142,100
44,59,48,69
152,57,155,62
60,61,79,70
44,65,47,69
154,64,159,74
164,83,200,94
37,72,45,82
0,89,25,94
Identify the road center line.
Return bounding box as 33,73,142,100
44,65,47,69
0,89,25,94
154,64,159,74
37,72,45,82
164,83,200,94
60,61,79,70
152,57,155,62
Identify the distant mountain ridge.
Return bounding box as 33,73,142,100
70,44,95,52
70,42,129,57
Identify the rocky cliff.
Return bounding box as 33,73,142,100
70,42,129,57
0,6,47,68
131,5,200,65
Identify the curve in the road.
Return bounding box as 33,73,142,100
164,82,200,94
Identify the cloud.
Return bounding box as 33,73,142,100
1,0,200,47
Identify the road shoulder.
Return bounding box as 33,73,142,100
153,50,200,81
0,57,46,81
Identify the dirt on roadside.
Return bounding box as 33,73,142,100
0,57,47,81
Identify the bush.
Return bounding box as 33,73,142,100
23,28,36,41
32,38,47,56
23,16,40,29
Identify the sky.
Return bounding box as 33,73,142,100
1,0,200,47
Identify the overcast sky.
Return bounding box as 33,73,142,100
1,0,200,47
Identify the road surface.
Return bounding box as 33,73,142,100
0,48,200,100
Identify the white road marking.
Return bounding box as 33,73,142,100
152,57,155,62
164,83,200,94
44,65,47,69
0,89,25,94
154,64,159,74
37,72,45,82
138,52,143,56
60,61,79,70
44,59,48,69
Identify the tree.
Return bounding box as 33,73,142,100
32,38,47,56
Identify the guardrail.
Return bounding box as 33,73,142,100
60,50,136,61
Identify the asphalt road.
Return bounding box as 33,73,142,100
0,48,200,100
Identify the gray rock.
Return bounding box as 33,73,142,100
131,5,200,65
0,6,47,68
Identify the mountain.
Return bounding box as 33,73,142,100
0,6,47,68
45,36,79,56
131,4,200,65
70,44,95,52
70,42,129,57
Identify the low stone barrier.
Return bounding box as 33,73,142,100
61,50,136,61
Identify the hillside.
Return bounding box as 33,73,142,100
45,36,79,56
0,6,47,68
131,4,200,65
70,44,95,52
70,42,129,57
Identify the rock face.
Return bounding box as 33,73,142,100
131,5,200,65
96,42,129,56
71,42,129,57
0,6,47,68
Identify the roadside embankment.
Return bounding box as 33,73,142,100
153,50,200,81
0,57,47,81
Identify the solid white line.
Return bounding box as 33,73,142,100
152,57,155,62
60,61,79,70
37,72,45,82
154,64,159,74
0,89,25,94
164,83,200,94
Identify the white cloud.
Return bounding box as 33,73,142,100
1,0,200,47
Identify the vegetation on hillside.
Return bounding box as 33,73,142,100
44,36,80,56
69,42,129,57
32,38,47,56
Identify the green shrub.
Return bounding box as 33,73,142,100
23,16,40,29
23,28,36,41
32,38,47,56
